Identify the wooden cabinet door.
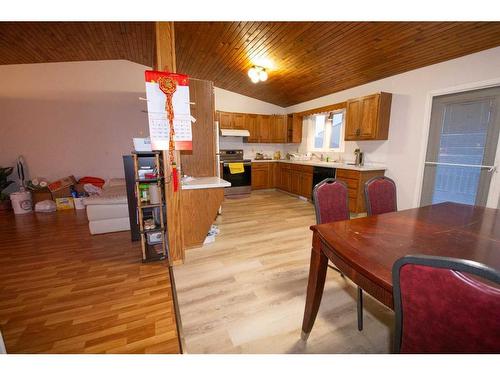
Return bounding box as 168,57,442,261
218,111,233,129
233,113,246,130
359,94,379,138
280,166,291,191
245,114,259,143
251,164,269,190
300,172,313,199
292,114,303,143
290,170,301,195
271,115,287,143
345,99,362,140
272,163,280,188
258,115,272,143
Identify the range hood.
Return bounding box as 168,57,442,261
220,129,250,137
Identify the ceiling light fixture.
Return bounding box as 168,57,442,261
248,66,268,83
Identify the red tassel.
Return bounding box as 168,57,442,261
172,166,179,192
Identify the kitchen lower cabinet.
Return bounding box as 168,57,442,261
276,163,314,199
335,168,385,213
251,163,273,190
299,170,313,198
290,169,301,195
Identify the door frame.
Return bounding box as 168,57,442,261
415,77,500,209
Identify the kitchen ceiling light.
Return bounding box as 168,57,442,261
248,66,268,83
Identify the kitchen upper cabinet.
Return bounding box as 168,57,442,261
258,115,272,143
218,111,233,129
218,111,246,130
345,92,392,141
271,115,287,143
245,114,259,143
287,114,303,144
233,113,246,129
216,110,304,144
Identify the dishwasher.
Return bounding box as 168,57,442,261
312,166,336,202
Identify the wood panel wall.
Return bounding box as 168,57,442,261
154,22,185,264
180,79,216,177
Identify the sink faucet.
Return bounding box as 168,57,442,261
311,153,324,161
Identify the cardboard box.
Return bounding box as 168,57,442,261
55,197,74,210
48,176,77,193
32,188,53,204
51,184,85,199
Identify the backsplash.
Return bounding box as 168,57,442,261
219,137,299,159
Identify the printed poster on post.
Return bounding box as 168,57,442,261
144,71,193,151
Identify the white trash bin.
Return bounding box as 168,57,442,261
10,191,33,214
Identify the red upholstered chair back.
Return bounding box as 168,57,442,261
364,176,397,216
313,178,349,224
392,255,500,353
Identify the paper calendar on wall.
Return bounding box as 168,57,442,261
144,71,193,151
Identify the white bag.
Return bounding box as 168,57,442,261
34,200,57,212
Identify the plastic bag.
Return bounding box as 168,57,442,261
83,183,102,196
34,200,57,212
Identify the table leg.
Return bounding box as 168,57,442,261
301,233,328,340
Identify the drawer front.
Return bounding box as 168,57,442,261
337,177,359,190
252,163,269,170
336,168,361,180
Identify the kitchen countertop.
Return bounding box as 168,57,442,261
251,159,386,171
181,176,231,190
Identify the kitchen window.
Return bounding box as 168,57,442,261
310,110,345,152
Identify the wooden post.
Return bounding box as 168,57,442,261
154,22,185,264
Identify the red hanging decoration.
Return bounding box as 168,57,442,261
158,76,179,192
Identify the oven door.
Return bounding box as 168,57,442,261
222,162,252,187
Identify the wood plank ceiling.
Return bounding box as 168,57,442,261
0,22,154,66
1,22,500,106
175,22,500,107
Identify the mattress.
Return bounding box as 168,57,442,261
86,204,129,221
88,217,130,235
83,185,128,205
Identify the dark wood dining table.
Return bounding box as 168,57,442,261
301,202,500,338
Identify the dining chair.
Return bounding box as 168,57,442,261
392,254,500,353
312,178,364,331
364,176,397,216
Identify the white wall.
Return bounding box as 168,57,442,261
0,60,151,185
214,87,285,114
286,46,500,210
214,87,294,158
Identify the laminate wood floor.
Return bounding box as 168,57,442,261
174,190,394,353
0,209,180,353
